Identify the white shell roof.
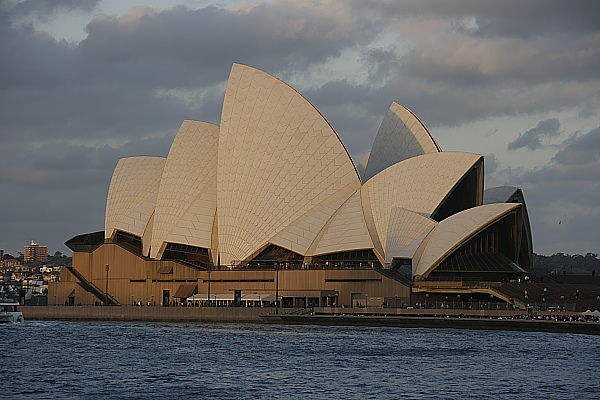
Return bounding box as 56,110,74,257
413,203,520,278
385,207,437,264
270,182,357,256
150,120,220,258
356,151,370,181
361,152,482,257
309,190,374,256
102,63,531,272
217,64,361,265
105,156,166,240
362,102,440,183
484,186,519,204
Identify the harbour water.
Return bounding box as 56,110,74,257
2,321,598,399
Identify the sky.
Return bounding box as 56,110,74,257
1,0,599,258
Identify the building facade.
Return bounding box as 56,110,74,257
24,240,48,263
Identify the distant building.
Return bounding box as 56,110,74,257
24,240,48,263
0,249,4,260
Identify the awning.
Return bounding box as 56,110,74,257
188,293,234,301
582,310,600,317
242,294,275,302
173,284,197,298
187,294,277,302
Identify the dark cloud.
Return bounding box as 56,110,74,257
1,1,599,256
484,153,498,176
499,125,600,254
507,118,561,150
76,4,377,89
553,126,600,165
358,0,600,38
361,47,400,82
2,0,100,22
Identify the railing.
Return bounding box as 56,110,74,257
410,301,521,311
212,262,382,271
67,266,120,306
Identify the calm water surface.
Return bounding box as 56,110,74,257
1,321,598,399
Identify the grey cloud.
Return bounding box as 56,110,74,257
1,3,378,146
76,4,377,89
553,126,600,165
493,124,600,254
401,35,600,85
504,168,600,255
484,153,498,175
0,183,107,254
507,118,561,151
2,0,100,22
2,0,599,256
356,1,600,105
361,47,400,82
356,0,600,38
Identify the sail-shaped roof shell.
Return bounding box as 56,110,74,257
385,207,437,264
361,152,482,257
217,64,360,265
150,120,220,258
105,156,165,241
414,203,520,278
362,102,440,182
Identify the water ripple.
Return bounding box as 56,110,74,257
1,322,598,399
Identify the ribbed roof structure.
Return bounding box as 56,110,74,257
150,121,220,259
413,203,520,278
217,64,360,265
105,156,165,241
104,63,533,280
362,102,441,183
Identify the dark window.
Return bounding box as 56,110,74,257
161,243,210,268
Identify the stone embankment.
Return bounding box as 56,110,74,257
21,306,600,335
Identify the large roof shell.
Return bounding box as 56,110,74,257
217,64,361,265
413,203,520,278
484,185,534,264
484,186,521,204
362,102,441,183
356,152,370,181
105,156,165,241
385,207,437,264
150,120,220,258
308,190,374,257
269,182,358,256
361,152,482,257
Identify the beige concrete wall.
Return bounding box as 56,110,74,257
50,243,411,307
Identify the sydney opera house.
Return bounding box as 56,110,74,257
51,64,533,308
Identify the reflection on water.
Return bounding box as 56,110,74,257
1,321,598,399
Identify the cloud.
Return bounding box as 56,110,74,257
1,0,599,256
500,125,600,254
484,153,498,175
553,126,600,165
2,0,101,21
507,118,561,150
357,0,600,38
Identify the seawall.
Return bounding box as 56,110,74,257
260,314,600,335
21,306,600,335
22,305,264,323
